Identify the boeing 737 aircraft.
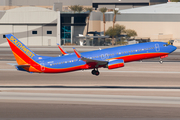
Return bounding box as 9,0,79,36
6,34,176,76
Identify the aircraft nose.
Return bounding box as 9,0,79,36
171,45,177,52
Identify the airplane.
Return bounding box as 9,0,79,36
6,34,177,76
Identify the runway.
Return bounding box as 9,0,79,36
0,61,180,118
1,61,180,86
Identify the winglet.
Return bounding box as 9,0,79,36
73,48,81,58
57,43,68,55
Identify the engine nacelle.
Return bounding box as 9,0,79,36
106,59,124,69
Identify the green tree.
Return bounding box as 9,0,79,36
99,7,107,35
77,5,83,13
105,26,116,37
84,7,93,35
125,29,137,39
112,9,120,45
69,5,77,13
113,9,119,29
69,5,83,13
105,24,126,38
105,24,137,45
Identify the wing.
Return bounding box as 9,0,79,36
81,57,108,66
73,48,108,67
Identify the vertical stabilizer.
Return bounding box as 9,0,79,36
6,34,38,65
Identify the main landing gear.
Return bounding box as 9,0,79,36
91,68,100,76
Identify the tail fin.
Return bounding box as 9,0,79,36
6,34,38,65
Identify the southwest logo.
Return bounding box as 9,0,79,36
9,36,35,58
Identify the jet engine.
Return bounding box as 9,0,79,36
106,59,124,69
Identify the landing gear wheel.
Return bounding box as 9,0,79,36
159,60,163,64
91,69,100,76
95,71,100,76
91,70,96,75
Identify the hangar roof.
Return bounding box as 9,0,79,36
119,2,180,14
0,7,57,24
8,6,54,12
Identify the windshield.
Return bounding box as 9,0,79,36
163,44,169,47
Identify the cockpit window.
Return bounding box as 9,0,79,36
163,44,169,47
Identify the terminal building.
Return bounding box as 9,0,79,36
1,0,180,46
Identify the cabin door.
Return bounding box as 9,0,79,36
40,63,45,71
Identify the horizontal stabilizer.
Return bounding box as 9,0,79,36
15,64,30,72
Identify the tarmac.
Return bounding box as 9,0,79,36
0,61,180,119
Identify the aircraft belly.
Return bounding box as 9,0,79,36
120,52,168,63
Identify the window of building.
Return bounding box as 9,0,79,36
3,35,6,38
47,31,52,34
32,31,37,34
61,26,71,45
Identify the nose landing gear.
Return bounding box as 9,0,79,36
159,59,163,64
159,55,168,64
91,68,100,76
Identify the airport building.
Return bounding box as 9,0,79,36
101,2,180,44
1,0,180,46
0,0,168,11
